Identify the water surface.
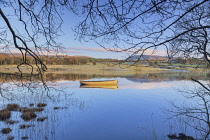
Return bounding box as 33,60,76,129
0,72,208,140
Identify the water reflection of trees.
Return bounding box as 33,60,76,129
0,73,59,100
166,81,210,139
0,72,208,83
44,72,209,82
128,72,208,83
0,72,118,83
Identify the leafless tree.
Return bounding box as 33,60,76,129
0,0,78,79
1,0,210,72
1,1,210,138
71,1,210,138
0,72,69,101
0,1,209,83
166,81,210,139
74,0,210,62
170,3,210,64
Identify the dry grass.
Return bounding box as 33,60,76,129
46,63,167,76
5,120,19,125
19,107,44,112
1,128,12,134
0,62,206,76
20,124,35,129
0,63,168,76
21,111,37,121
6,104,20,111
37,103,47,107
37,117,48,122
0,109,11,121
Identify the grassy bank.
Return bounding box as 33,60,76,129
0,63,167,75
0,62,207,76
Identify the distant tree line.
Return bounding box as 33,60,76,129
41,56,89,65
1,53,205,66
129,57,205,65
0,54,119,65
174,58,205,65
0,54,89,65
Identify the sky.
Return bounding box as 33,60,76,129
52,7,168,59
0,1,168,60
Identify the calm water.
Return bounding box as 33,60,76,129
0,72,209,140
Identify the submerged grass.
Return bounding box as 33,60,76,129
0,109,11,121
21,112,37,121
5,120,19,125
37,117,48,122
37,103,47,107
1,128,12,134
6,104,20,111
20,125,35,129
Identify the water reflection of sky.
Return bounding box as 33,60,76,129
55,78,199,140
0,77,206,140
119,78,174,89
56,77,193,90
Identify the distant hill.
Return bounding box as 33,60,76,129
0,53,22,56
74,55,93,58
128,55,168,60
0,53,167,60
0,53,94,58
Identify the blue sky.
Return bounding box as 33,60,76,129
0,3,168,59
56,10,168,59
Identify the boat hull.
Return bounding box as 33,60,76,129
80,80,118,85
80,84,118,89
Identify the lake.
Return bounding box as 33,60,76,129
0,72,209,140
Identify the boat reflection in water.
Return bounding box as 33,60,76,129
80,80,118,89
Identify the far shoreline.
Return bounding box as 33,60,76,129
0,62,207,76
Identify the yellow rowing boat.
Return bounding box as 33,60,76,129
80,84,118,89
80,80,118,85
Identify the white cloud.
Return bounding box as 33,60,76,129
1,45,168,59
143,49,167,56
69,46,167,56
69,46,107,52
